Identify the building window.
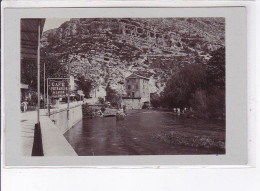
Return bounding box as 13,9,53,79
128,85,131,90
136,84,138,89
132,92,135,97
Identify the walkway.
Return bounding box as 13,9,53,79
21,110,37,156
21,101,83,156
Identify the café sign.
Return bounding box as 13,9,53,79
49,80,69,98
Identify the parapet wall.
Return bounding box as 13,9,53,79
122,98,142,109
50,103,83,134
40,116,77,156
39,103,83,156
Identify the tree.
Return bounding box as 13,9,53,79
76,76,92,98
150,93,161,108
160,63,207,108
206,47,225,89
105,82,121,108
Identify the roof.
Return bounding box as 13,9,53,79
126,73,149,80
21,19,45,59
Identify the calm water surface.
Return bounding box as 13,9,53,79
64,110,225,156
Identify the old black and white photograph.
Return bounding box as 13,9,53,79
3,3,255,191
20,17,226,156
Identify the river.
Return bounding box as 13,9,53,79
64,109,225,156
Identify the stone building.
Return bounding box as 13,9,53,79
122,73,150,109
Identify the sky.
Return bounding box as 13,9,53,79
43,18,70,32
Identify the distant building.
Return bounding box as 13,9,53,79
87,85,107,104
122,73,150,109
89,85,107,99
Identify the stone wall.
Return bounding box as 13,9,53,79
122,98,142,109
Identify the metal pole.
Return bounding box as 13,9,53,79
44,62,46,110
47,78,49,116
67,57,70,120
37,20,41,124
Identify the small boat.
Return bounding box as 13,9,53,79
103,114,116,117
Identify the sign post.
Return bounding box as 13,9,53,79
47,78,69,116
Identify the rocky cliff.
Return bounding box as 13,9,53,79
41,18,225,95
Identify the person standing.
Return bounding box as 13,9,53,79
177,108,181,115
22,99,28,112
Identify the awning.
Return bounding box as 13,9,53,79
21,19,45,59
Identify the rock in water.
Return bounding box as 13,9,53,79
116,110,126,121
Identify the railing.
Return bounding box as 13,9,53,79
48,101,83,116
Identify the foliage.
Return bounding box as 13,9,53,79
150,93,161,108
142,103,148,109
105,82,121,108
159,47,225,119
82,104,95,118
206,47,225,89
98,97,105,104
76,76,92,98
205,87,225,118
161,63,207,108
29,92,38,106
21,59,37,90
189,88,225,119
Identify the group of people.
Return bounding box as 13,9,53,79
173,107,193,115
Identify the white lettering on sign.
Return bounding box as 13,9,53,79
49,79,69,98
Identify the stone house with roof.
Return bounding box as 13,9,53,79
122,73,150,109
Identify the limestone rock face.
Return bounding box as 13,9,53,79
41,18,225,95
